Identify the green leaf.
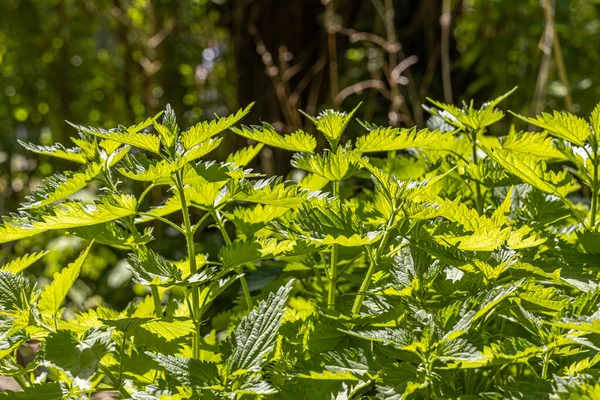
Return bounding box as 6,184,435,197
0,193,137,244
500,128,565,160
128,246,182,286
355,126,452,153
273,199,382,246
511,110,591,146
118,154,178,182
188,161,262,184
182,103,253,149
226,280,294,373
1,251,48,274
231,124,316,153
18,140,87,164
43,327,114,379
69,122,162,154
38,242,92,316
301,103,361,148
146,352,218,388
234,177,328,208
226,143,264,167
230,204,289,237
291,147,362,181
21,163,102,209
426,98,505,131
0,271,36,311
0,383,66,399
219,238,320,268
590,102,600,140
69,222,153,250
481,146,579,198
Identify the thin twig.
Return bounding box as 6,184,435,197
541,0,573,112
440,0,453,104
532,0,555,117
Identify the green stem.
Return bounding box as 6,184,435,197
541,352,551,380
352,226,394,315
118,334,127,383
471,130,483,214
174,171,200,359
13,375,27,390
151,285,162,317
327,243,339,310
328,181,341,310
99,364,130,399
212,210,253,310
591,158,599,229
136,183,156,211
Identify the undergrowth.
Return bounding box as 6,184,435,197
1,89,600,399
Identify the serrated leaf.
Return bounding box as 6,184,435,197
44,327,114,379
118,154,178,182
301,104,360,147
0,271,36,311
234,177,328,208
230,204,289,237
128,246,182,286
219,238,320,268
0,193,137,244
69,122,162,154
355,126,452,153
226,280,294,373
182,103,253,149
501,128,565,160
273,200,382,246
426,98,505,131
226,143,264,167
511,110,591,146
482,146,578,198
1,251,48,274
291,147,362,181
69,222,153,249
147,352,218,388
0,383,66,399
21,163,102,209
18,140,87,164
231,124,316,153
38,243,92,315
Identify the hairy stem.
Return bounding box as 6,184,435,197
151,285,162,317
13,375,27,390
212,210,253,310
352,224,394,315
328,180,341,310
591,158,599,229
173,171,200,359
541,351,551,380
99,364,130,399
471,130,483,214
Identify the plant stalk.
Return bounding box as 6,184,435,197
13,375,27,390
174,171,200,359
352,224,394,315
591,158,599,229
327,180,341,309
471,130,483,214
151,285,162,317
99,364,130,399
212,210,253,310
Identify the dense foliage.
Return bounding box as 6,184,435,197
1,90,600,399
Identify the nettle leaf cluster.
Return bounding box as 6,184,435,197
1,89,600,399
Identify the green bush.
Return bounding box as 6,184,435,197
1,90,600,399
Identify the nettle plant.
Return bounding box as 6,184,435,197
1,89,600,399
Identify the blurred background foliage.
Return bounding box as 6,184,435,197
2,0,600,309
